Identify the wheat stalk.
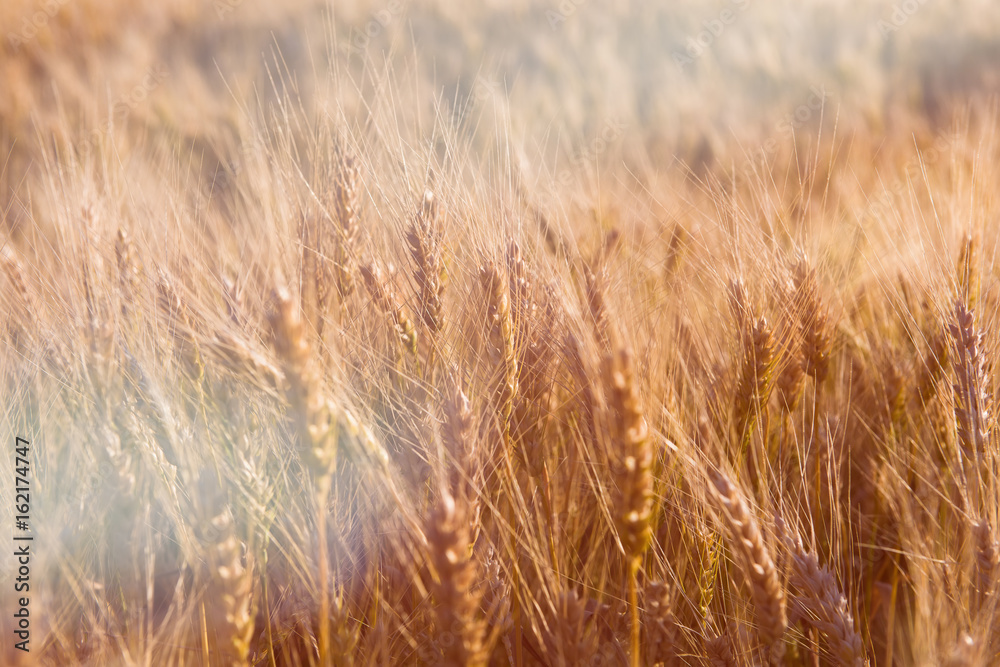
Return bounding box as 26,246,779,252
268,285,340,662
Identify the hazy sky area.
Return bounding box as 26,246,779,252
3,0,999,182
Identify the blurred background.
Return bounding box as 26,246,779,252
2,0,999,216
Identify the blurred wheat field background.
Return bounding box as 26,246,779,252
1,0,999,665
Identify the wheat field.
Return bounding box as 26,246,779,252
1,1,999,665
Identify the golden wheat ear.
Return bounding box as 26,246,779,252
1,245,34,351
332,154,361,300
775,513,865,666
480,261,518,427
194,471,256,664
360,261,418,355
793,260,832,385
424,488,486,667
406,189,445,336
267,285,337,478
973,519,998,609
948,300,991,517
604,347,654,561
642,581,685,665
603,346,653,667
706,467,787,663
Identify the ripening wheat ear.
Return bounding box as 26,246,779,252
957,232,979,310
775,514,865,666
972,519,998,608
268,286,347,662
480,262,518,427
406,189,446,336
267,286,337,478
360,261,418,355
156,271,206,390
424,489,486,667
706,467,787,663
543,591,600,667
949,301,989,507
643,581,685,665
793,260,832,385
605,347,654,560
506,240,556,479
333,155,361,299
603,347,653,667
195,472,256,664
506,239,534,334
734,315,776,444
207,329,285,392
584,262,611,351
775,279,806,415
441,370,479,505
727,277,753,340
115,227,140,320
478,259,525,664
1,245,34,351
704,632,737,667
299,209,330,341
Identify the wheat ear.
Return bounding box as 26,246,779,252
196,472,256,664
406,189,445,336
735,316,776,444
949,301,990,516
1,245,33,351
360,261,418,355
425,489,485,667
794,260,832,384
775,515,865,666
480,262,518,427
973,519,998,608
333,155,361,299
707,467,787,661
604,347,653,667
